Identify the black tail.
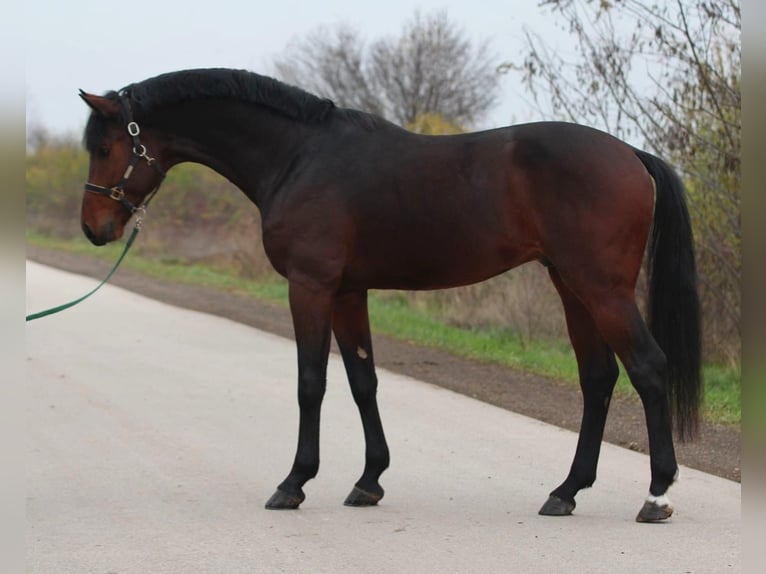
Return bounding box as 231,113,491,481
634,149,702,441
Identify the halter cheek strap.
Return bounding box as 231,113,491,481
84,95,167,214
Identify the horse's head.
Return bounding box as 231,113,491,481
79,91,166,245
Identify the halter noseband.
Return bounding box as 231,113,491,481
84,94,166,216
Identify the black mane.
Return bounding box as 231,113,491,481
124,69,336,123
84,68,391,152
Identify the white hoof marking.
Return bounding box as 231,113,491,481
646,493,672,508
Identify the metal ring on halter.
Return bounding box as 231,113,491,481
133,144,147,157
127,122,140,136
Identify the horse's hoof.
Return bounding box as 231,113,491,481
265,488,305,510
344,485,383,507
538,494,575,516
636,499,673,522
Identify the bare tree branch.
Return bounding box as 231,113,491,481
511,0,741,362
273,11,501,129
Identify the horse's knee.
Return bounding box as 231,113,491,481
297,371,326,408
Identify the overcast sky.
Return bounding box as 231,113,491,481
26,0,568,137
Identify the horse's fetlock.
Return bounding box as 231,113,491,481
293,459,319,481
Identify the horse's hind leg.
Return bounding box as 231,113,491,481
332,291,390,506
539,268,619,516
566,283,678,522
265,281,333,510
588,295,679,522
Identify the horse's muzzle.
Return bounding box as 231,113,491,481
81,221,114,246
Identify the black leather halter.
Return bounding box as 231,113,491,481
84,95,166,215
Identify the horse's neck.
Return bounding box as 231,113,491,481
152,100,311,209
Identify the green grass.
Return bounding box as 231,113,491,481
367,293,580,381
701,363,741,425
27,230,740,426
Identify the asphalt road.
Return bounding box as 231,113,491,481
26,261,741,574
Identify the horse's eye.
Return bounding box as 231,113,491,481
98,146,110,158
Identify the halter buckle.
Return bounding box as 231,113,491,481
127,122,140,136
109,188,125,201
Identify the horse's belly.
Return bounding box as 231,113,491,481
344,238,535,291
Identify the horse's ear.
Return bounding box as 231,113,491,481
79,91,120,118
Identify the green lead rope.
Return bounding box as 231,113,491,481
26,225,140,322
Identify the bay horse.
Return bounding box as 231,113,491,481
79,68,700,522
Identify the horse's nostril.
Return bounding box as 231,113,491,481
82,223,95,242
81,223,106,246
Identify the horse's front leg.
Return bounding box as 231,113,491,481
265,280,333,510
332,291,390,506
